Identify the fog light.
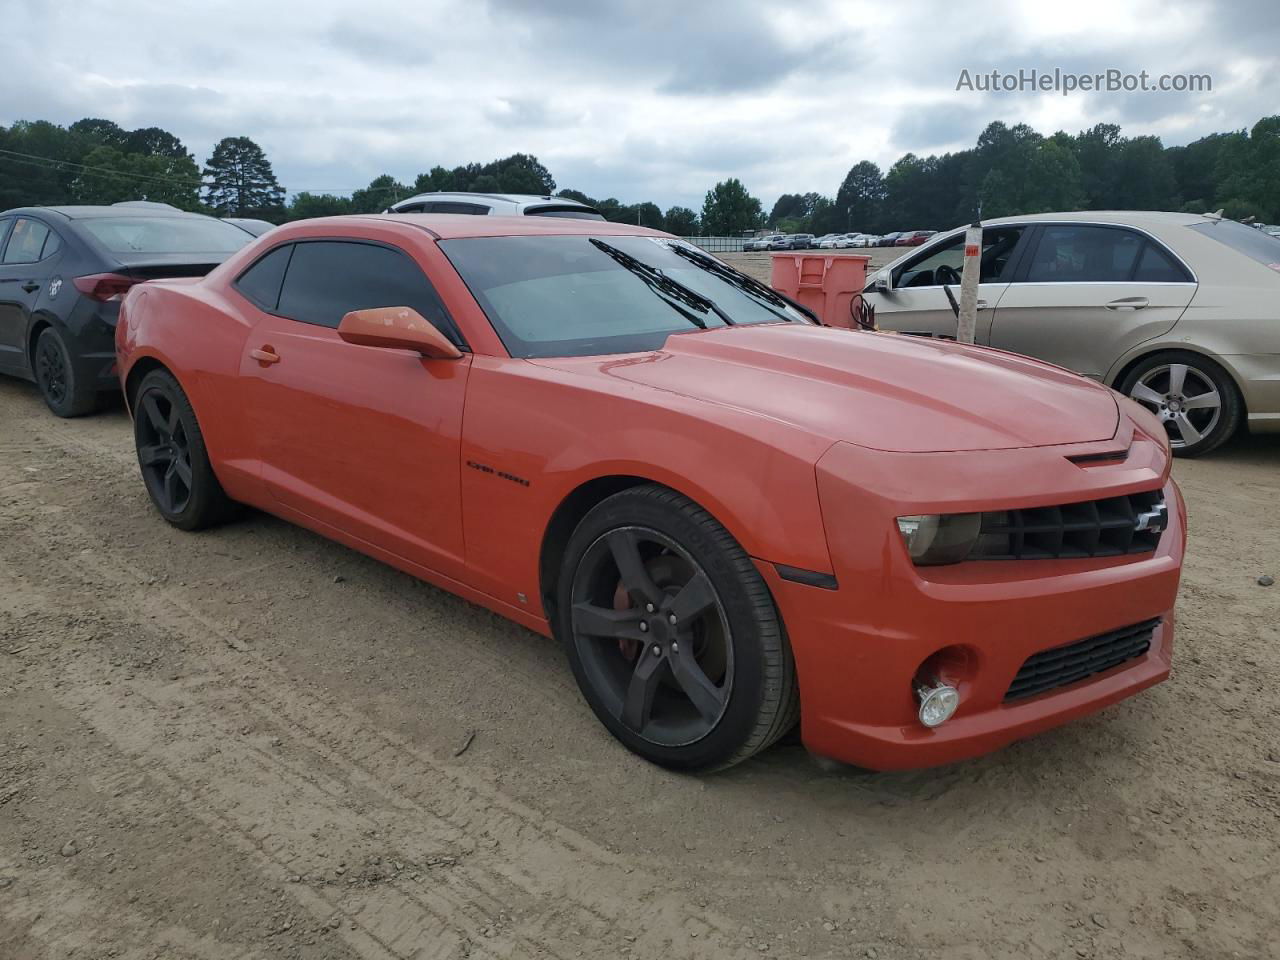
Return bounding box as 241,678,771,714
916,682,959,728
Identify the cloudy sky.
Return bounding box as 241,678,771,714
3,0,1276,210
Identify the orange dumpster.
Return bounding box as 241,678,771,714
770,253,871,328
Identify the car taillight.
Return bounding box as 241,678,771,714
73,273,139,302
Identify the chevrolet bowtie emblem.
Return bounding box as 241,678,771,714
1134,503,1169,533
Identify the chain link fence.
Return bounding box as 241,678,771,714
677,236,757,253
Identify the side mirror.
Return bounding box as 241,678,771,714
338,307,462,360
872,271,892,294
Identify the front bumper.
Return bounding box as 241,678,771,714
769,432,1185,771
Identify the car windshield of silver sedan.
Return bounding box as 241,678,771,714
441,234,811,358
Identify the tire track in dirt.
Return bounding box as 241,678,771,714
0,394,757,959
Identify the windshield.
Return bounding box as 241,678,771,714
441,234,809,358
1187,220,1280,273
81,216,255,255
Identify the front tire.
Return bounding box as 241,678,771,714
34,327,98,417
1120,351,1241,457
132,369,235,530
556,485,799,771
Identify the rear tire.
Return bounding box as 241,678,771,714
556,485,799,771
34,327,98,417
1119,351,1241,458
132,369,235,531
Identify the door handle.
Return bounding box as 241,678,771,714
1105,297,1149,310
976,299,989,311
21,281,40,293
250,345,281,366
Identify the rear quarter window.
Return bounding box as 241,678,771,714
235,244,293,311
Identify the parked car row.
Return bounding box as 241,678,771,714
746,230,938,251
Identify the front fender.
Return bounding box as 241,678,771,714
457,356,836,618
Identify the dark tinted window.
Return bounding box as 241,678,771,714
1025,226,1142,282
3,218,51,264
277,240,458,341
429,202,488,215
525,207,606,221
393,202,427,213
1188,219,1280,271
235,244,293,311
1132,242,1189,282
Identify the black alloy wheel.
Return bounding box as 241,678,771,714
131,369,236,530
570,526,733,746
558,485,799,771
136,387,195,515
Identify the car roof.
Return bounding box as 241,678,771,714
0,205,214,221
980,210,1216,228
290,213,671,240
391,191,594,207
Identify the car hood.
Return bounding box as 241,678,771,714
534,325,1119,453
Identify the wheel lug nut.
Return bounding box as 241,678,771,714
651,645,661,656
668,614,677,625
639,622,648,632
671,642,679,653
645,603,655,613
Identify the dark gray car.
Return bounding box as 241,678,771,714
0,204,252,416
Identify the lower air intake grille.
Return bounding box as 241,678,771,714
1005,618,1160,702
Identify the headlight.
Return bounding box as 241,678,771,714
896,513,981,565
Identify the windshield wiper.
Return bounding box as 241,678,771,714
589,238,735,328
665,242,821,324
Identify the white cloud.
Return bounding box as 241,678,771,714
1,0,1274,210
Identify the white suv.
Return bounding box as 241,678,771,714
385,192,604,220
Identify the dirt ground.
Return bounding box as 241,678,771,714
1,369,1277,960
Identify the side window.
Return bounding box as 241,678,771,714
1132,242,1189,283
276,240,459,342
1024,226,1142,283
0,218,12,255
2,218,52,264
394,203,427,213
41,230,62,259
234,244,293,311
897,227,1024,287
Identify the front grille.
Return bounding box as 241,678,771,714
972,490,1165,560
1005,618,1160,702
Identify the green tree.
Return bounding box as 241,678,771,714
349,174,410,213
71,145,201,209
69,118,130,150
287,192,354,220
202,136,285,219
834,161,885,232
556,188,595,205
701,178,762,235
768,193,807,225
663,205,698,234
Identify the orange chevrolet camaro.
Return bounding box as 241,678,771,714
115,215,1186,771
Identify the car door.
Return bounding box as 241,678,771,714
868,225,1030,340
234,238,472,579
987,224,1197,379
0,217,58,374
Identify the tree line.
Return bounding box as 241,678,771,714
2,114,1277,236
